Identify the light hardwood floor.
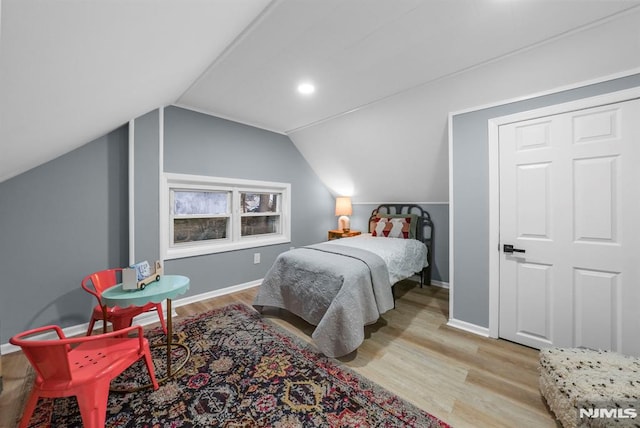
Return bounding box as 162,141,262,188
0,280,559,428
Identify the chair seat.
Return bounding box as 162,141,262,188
91,303,148,319
34,337,150,392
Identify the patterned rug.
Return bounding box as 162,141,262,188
25,303,449,427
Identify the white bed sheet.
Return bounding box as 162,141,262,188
328,233,428,284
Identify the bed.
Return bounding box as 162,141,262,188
253,204,433,357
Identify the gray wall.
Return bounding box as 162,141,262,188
135,106,335,297
0,105,346,344
451,73,640,328
0,127,129,341
350,203,449,284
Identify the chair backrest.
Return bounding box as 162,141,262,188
81,268,122,301
10,326,73,382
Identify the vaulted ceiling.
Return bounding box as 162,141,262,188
2,0,639,185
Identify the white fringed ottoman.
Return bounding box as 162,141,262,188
539,348,640,427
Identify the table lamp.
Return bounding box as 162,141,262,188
335,197,352,232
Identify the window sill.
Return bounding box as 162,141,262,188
164,235,290,260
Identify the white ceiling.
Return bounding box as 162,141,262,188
2,0,639,183
178,0,640,134
0,0,272,182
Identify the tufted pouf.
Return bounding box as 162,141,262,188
539,348,640,427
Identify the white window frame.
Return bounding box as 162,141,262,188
161,173,291,260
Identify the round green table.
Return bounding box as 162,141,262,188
102,274,190,388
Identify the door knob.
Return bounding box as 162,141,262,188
503,244,525,254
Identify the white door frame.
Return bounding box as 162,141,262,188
487,86,640,338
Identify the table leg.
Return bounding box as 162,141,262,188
102,305,108,334
110,298,189,392
162,298,189,381
166,298,173,376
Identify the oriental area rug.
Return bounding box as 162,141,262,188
25,303,449,427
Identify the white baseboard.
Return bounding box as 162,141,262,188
447,317,490,337
1,279,262,355
406,273,448,289
171,279,260,309
430,279,449,289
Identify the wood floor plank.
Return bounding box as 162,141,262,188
0,281,557,428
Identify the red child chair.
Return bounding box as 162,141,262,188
10,324,159,428
82,268,167,335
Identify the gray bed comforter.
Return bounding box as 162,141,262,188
253,243,394,357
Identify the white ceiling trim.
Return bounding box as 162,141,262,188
450,65,640,117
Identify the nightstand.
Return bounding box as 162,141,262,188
328,229,361,240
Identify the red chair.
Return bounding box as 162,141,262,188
82,268,167,335
10,324,159,428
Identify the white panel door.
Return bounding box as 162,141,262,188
498,98,640,355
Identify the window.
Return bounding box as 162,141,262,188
161,173,290,259
173,190,229,243
240,192,280,237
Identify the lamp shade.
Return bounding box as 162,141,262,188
335,197,352,216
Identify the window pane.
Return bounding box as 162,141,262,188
241,193,278,213
174,191,228,215
174,218,228,243
241,216,279,236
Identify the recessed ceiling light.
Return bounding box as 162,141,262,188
297,82,315,95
